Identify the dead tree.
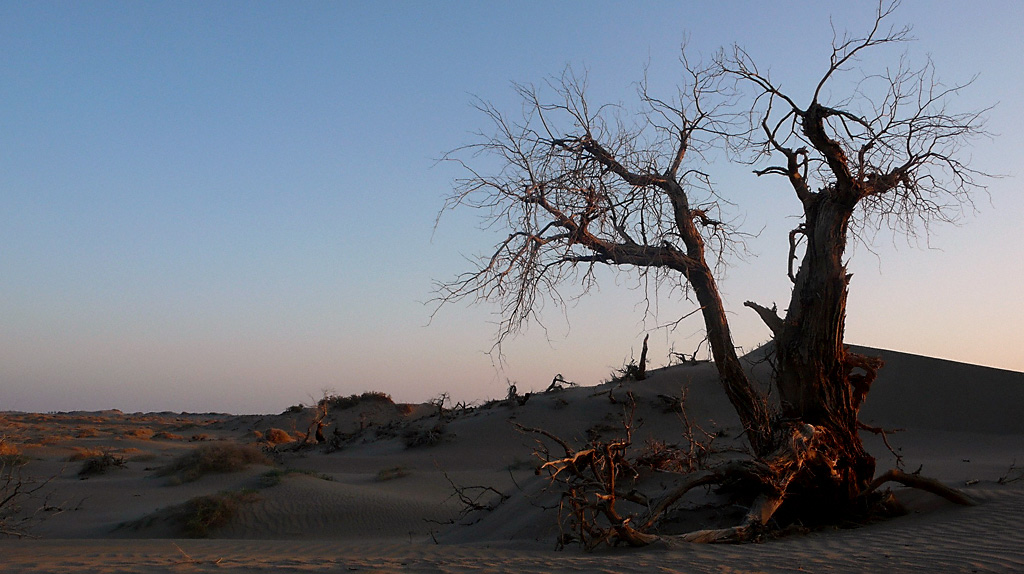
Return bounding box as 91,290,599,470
437,0,984,543
724,0,987,512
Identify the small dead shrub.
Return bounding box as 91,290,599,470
634,439,690,473
157,443,271,484
608,360,645,384
153,432,184,441
403,423,450,448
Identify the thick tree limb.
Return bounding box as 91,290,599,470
744,301,784,337
638,469,726,531
787,226,806,283
513,423,575,458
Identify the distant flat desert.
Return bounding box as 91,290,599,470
2,346,1023,573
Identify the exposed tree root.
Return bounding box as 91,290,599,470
522,412,977,548
861,469,976,507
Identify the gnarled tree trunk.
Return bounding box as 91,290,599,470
772,193,878,512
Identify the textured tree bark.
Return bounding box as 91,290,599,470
770,179,879,507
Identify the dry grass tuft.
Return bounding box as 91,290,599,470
39,434,73,445
75,427,101,438
68,447,105,462
263,428,294,445
178,490,260,537
157,443,271,484
123,428,154,440
0,438,26,467
0,438,21,458
375,466,411,481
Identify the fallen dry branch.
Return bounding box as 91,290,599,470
997,461,1024,485
439,471,509,524
171,543,223,566
545,374,577,393
858,422,905,468
1,457,63,538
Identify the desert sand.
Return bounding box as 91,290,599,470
2,346,1023,573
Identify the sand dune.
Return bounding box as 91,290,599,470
2,347,1022,572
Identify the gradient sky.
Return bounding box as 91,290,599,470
2,1,1022,414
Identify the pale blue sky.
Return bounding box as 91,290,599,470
2,1,1022,413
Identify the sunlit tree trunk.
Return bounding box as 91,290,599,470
774,193,877,504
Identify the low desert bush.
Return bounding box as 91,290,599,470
179,490,260,537
505,456,538,472
152,432,184,441
375,466,411,481
123,428,154,440
321,391,394,411
157,443,271,484
78,452,126,477
75,427,100,438
260,468,333,487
